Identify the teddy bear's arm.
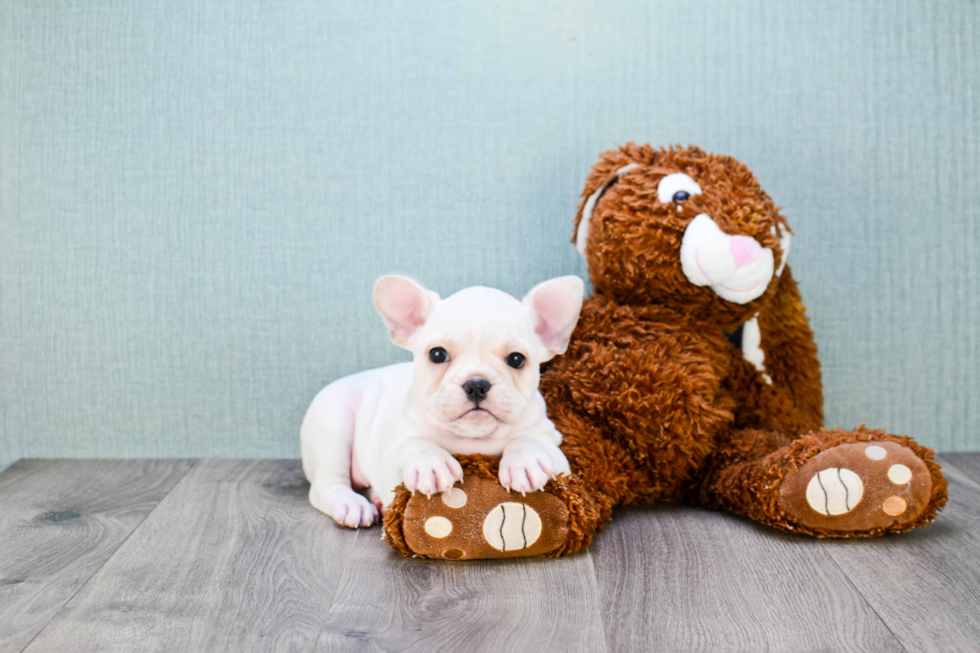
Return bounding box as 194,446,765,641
726,267,824,435
544,310,736,500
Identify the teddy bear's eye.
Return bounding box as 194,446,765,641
658,173,702,206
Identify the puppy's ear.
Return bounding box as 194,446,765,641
373,275,440,349
522,276,585,360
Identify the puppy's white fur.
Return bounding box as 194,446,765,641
300,275,584,528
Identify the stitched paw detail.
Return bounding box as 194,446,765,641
482,502,543,552
805,468,864,516
399,475,568,560
780,441,933,533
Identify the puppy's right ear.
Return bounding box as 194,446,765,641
523,275,585,360
373,275,440,349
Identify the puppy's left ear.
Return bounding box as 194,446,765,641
373,275,440,349
523,276,585,360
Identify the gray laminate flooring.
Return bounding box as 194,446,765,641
1,455,978,652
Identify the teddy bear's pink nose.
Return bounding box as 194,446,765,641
729,235,762,267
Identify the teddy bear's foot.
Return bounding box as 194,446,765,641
393,475,571,560
779,440,936,534
383,454,603,559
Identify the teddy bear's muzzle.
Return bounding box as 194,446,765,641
678,213,776,304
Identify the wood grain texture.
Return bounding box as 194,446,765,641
940,453,980,490
313,529,608,653
0,459,194,653
590,503,903,652
22,460,356,653
6,458,980,652
814,455,980,652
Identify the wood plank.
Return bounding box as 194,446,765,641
591,503,902,652
816,455,980,652
314,528,608,653
939,453,980,490
23,460,357,653
0,459,194,653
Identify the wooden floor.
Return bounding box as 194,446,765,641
1,456,978,653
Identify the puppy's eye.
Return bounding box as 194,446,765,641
657,173,702,206
505,352,526,369
428,347,449,364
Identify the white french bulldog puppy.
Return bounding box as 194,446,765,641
300,275,585,528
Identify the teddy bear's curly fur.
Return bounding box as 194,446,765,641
383,144,948,559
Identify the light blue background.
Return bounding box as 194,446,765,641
2,1,978,471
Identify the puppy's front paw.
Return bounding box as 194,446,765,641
402,449,464,498
330,491,379,529
499,446,567,495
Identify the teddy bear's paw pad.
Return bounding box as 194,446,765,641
401,475,569,560
779,441,933,533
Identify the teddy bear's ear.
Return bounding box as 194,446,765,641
373,276,440,349
775,219,793,276
572,143,658,255
522,276,585,360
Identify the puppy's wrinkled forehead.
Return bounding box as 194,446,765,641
420,287,534,343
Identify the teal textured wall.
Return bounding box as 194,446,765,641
2,1,978,471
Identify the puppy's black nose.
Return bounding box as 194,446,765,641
462,378,491,404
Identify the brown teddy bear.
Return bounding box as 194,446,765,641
383,144,948,560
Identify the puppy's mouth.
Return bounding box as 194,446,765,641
457,406,497,421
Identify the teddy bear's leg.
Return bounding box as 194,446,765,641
698,426,948,537
383,454,603,559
